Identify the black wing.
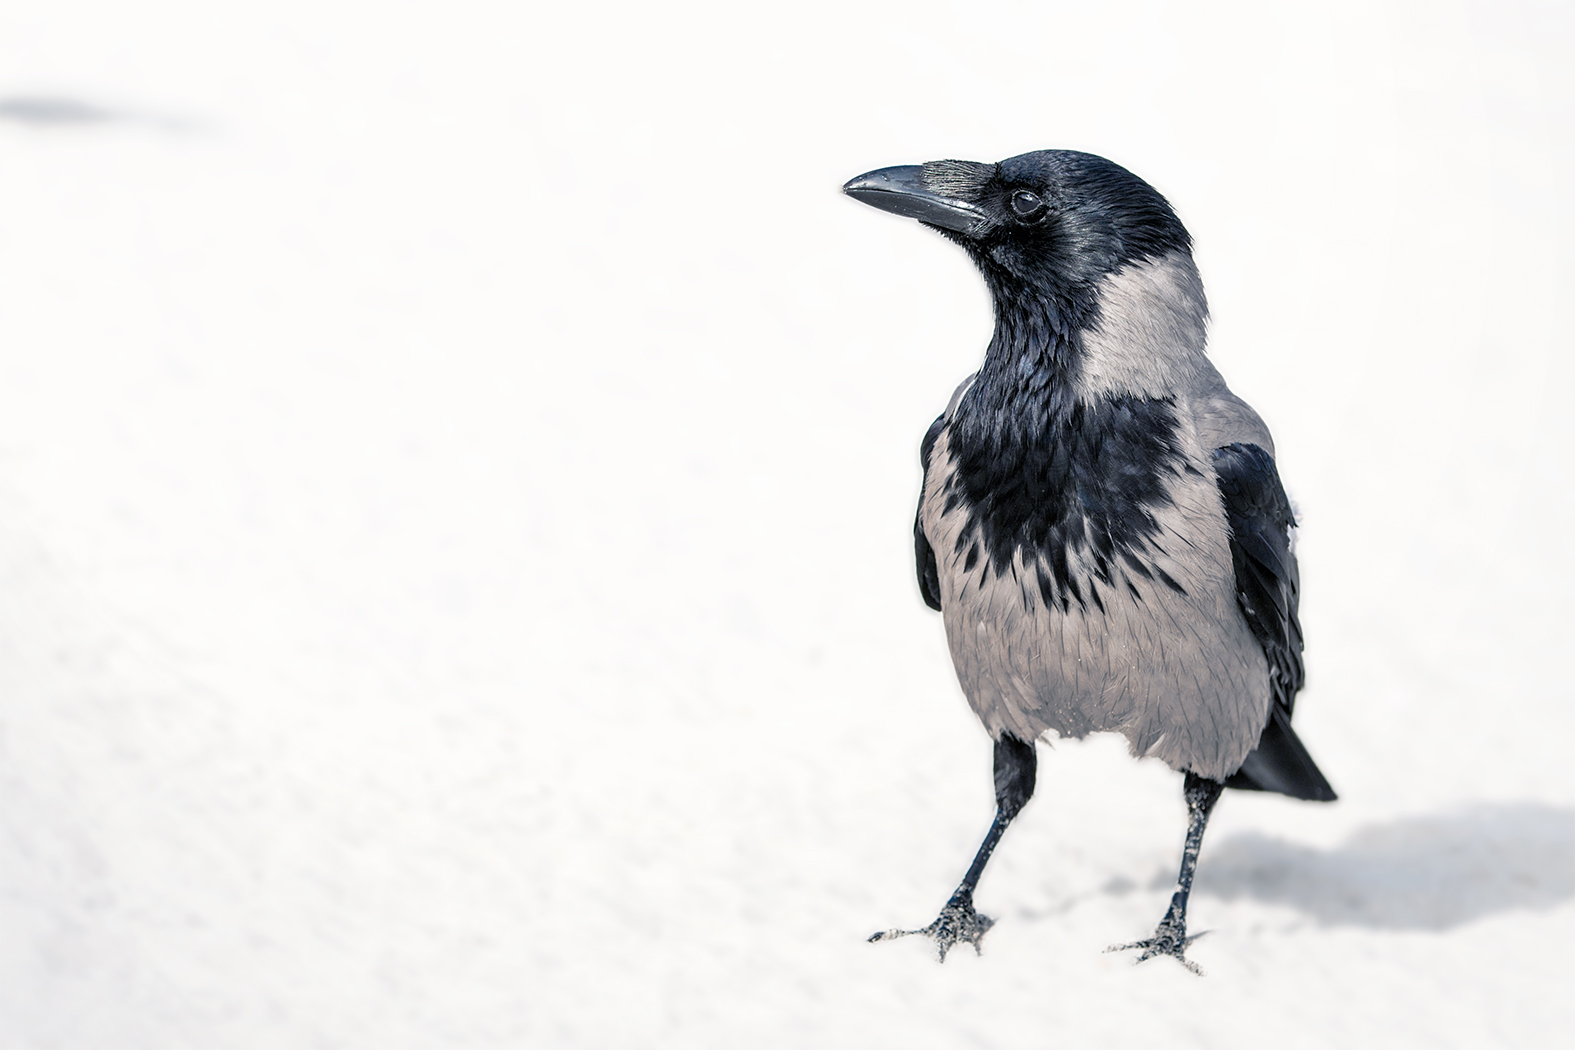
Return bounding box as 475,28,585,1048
914,414,945,611
1214,442,1336,801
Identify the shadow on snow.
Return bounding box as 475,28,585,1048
0,96,200,133
1183,803,1575,929
0,97,121,125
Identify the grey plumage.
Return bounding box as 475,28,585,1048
844,150,1335,971
925,253,1272,780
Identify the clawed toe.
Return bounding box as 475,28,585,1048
869,898,995,961
1106,925,1209,975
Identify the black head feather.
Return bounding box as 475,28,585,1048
920,150,1191,314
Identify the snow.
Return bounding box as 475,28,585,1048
0,1,1571,1046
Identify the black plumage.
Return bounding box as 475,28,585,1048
1214,443,1335,801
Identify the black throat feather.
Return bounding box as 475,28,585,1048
943,280,1191,613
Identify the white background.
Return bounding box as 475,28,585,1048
1,1,1571,1046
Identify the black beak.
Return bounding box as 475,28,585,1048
842,165,986,235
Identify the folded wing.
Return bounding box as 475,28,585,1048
1213,442,1337,801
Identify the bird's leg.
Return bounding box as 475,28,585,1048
1108,772,1225,975
870,734,1036,961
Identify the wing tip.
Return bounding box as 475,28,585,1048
1224,707,1338,802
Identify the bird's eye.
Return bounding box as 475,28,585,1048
1011,190,1045,219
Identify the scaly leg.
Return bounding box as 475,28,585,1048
1108,772,1225,974
870,734,1036,961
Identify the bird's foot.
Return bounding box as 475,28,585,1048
1106,918,1209,975
869,896,995,962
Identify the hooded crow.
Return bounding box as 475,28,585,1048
844,150,1336,973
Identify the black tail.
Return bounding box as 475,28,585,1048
1224,705,1337,801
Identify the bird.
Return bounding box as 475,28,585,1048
842,149,1336,974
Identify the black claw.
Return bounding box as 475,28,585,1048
869,899,995,961
1106,924,1210,975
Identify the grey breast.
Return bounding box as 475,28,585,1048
919,253,1276,780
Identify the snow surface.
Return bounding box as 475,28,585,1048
1,1,1571,1046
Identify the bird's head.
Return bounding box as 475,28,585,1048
844,150,1192,324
